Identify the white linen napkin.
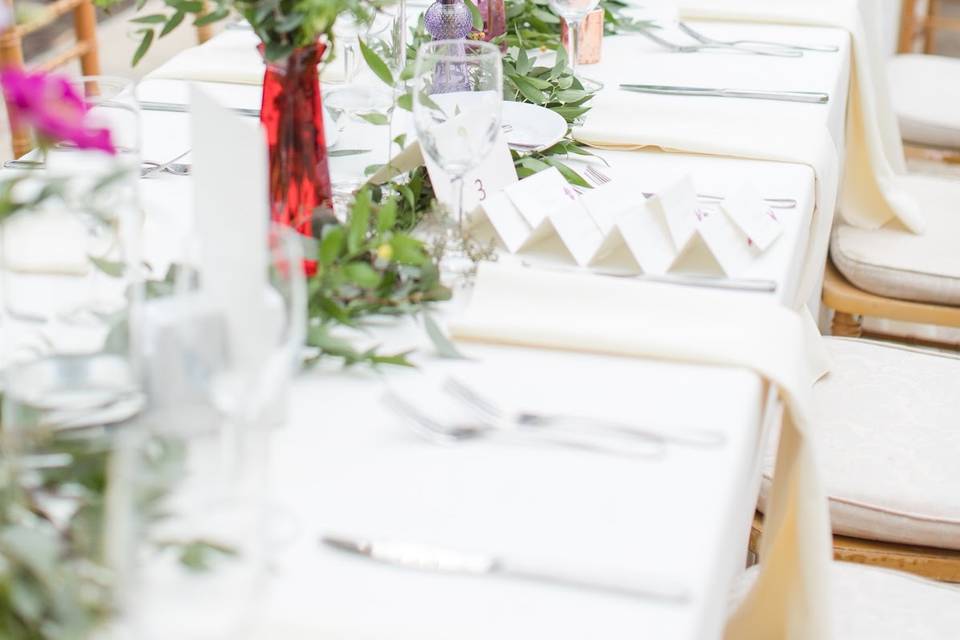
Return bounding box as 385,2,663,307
148,30,346,85
448,261,833,640
673,0,924,234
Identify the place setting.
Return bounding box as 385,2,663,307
3,0,960,638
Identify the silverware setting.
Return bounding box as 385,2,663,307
321,533,692,603
141,148,192,178
519,260,778,293
619,83,829,104
382,391,666,458
633,27,802,57
582,165,798,209
3,158,192,178
139,100,261,118
444,377,726,448
501,123,545,151
678,22,840,54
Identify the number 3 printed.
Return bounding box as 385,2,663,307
474,178,487,202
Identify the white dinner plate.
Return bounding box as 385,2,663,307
502,101,568,152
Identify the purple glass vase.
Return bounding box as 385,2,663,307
424,0,474,40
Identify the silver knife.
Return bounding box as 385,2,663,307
322,534,690,603
139,100,261,118
619,84,829,104
518,261,778,293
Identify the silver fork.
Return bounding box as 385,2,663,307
634,27,801,57
383,391,665,458
443,377,726,449
678,22,840,54
582,165,798,209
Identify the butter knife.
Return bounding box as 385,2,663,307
620,84,829,104
322,534,690,603
139,101,260,118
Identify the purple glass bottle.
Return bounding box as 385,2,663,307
424,0,474,40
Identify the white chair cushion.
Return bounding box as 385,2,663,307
759,338,960,550
889,54,960,149
831,173,960,305
732,562,960,639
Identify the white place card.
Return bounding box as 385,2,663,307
190,86,270,370
721,183,784,251
651,175,700,252
504,168,603,266
650,176,760,277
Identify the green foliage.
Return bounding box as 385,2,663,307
304,186,451,368
98,0,390,64
0,419,196,639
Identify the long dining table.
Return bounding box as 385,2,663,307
115,11,852,638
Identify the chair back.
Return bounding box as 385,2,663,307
898,0,960,53
1,0,101,158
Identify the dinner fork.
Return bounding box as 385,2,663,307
582,165,798,209
443,377,726,448
383,392,665,458
678,22,840,53
633,27,802,57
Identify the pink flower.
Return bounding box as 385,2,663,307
0,68,116,154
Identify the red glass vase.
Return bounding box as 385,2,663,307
260,41,335,239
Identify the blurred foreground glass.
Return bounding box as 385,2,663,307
0,75,144,633
121,224,307,640
412,40,502,273
0,76,142,365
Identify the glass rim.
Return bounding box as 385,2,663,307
414,39,502,63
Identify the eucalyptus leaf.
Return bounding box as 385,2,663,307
359,38,395,87
132,28,155,65
463,0,484,31
357,112,390,126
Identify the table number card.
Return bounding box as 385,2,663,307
422,131,518,217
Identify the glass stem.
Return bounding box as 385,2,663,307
569,19,580,79
451,175,465,234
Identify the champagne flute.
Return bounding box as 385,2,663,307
412,39,502,274
549,0,603,90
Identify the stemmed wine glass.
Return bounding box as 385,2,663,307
549,0,603,90
412,39,503,274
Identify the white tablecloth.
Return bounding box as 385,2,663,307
3,16,852,640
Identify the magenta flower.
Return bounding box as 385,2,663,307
0,68,116,154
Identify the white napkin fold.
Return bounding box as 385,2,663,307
448,262,833,640
673,0,924,234
148,30,345,85
1,210,91,275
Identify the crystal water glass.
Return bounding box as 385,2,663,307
549,0,603,90
412,39,503,273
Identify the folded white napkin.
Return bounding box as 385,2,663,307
148,30,346,85
449,262,833,640
1,210,91,275
673,0,924,234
